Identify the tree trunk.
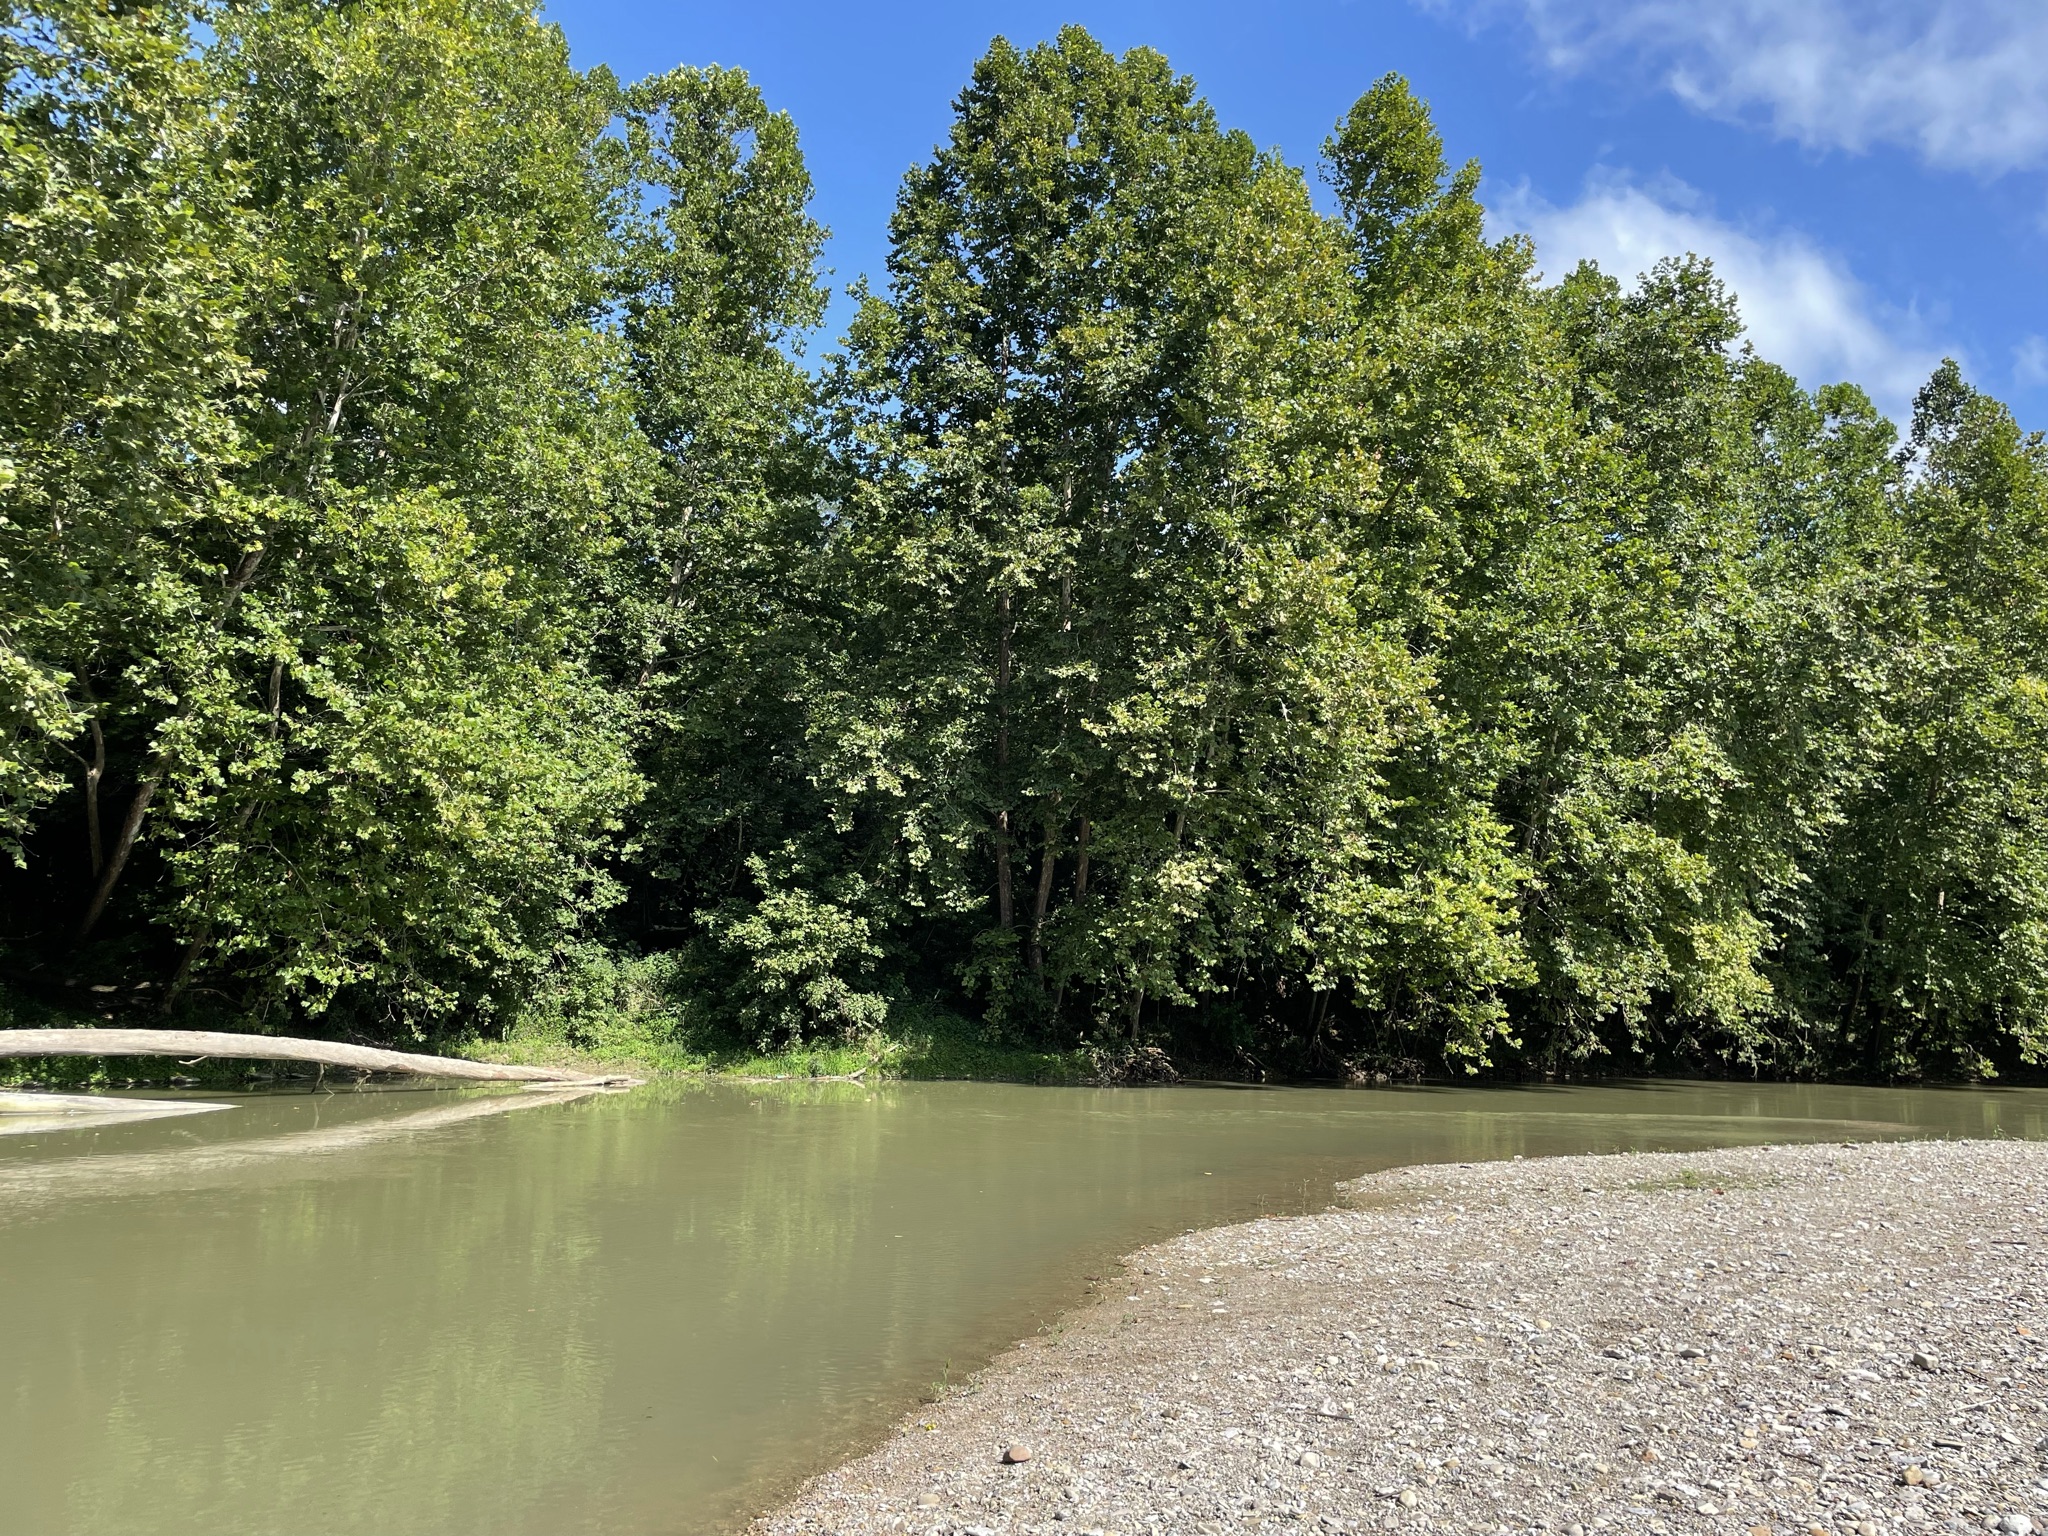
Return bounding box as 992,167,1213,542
995,810,1015,931
0,1029,633,1085
75,767,162,943
83,717,104,877
1027,812,1060,976
993,586,1015,931
1073,815,1090,899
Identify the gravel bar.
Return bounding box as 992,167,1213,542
754,1139,2047,1536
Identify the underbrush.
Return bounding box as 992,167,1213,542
473,949,1097,1083
0,961,1096,1088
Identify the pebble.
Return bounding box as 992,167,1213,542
1002,1444,1032,1464
754,1140,2048,1536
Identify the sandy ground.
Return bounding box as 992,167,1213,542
753,1139,2048,1536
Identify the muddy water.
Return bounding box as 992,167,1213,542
1,1077,2044,1535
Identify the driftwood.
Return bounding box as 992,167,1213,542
0,1029,636,1087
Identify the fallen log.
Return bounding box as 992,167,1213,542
0,1029,637,1087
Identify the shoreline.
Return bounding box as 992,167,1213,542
754,1138,2047,1536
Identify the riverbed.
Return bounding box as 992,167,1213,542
1,1079,2043,1535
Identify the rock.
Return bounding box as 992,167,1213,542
1296,1451,1322,1470
915,1493,942,1509
1903,1466,1925,1485
1996,1518,2033,1536
1677,1346,1704,1360
1397,1490,1417,1508
1002,1444,1032,1464
1911,1350,1940,1371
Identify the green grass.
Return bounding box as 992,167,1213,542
472,993,1096,1084
0,971,1096,1088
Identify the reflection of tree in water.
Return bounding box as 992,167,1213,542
4,1088,622,1536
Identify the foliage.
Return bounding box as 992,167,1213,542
1,16,2043,1080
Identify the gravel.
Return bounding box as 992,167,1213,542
753,1138,2048,1536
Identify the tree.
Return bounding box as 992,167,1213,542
2,0,645,1030
1780,364,2048,1075
781,33,1527,1061
0,0,248,871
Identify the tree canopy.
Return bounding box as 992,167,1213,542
3,9,2043,1079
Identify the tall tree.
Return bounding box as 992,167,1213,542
2,0,645,1029
790,32,1525,1058
0,0,248,871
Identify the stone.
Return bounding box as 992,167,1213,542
1297,1451,1323,1470
1903,1466,1925,1486
1678,1346,1704,1360
916,1493,942,1509
1911,1350,1939,1371
1397,1489,1418,1508
1996,1519,2033,1536
1003,1445,1033,1464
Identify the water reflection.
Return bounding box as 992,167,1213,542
1,1077,2044,1535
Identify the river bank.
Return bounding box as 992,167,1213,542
755,1138,2047,1536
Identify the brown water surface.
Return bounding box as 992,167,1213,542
1,1077,2044,1535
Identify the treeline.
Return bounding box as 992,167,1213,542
4,3,2046,1080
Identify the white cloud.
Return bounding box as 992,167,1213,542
2017,336,2048,389
1430,0,2048,174
1493,172,1948,422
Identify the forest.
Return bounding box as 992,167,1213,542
4,0,2046,1082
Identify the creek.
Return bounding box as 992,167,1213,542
2,1076,2044,1534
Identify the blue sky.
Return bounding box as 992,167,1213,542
548,0,2048,433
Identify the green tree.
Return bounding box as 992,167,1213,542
600,63,844,1035
791,33,1525,1061
1780,364,2048,1075
3,0,644,1029
0,0,248,868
